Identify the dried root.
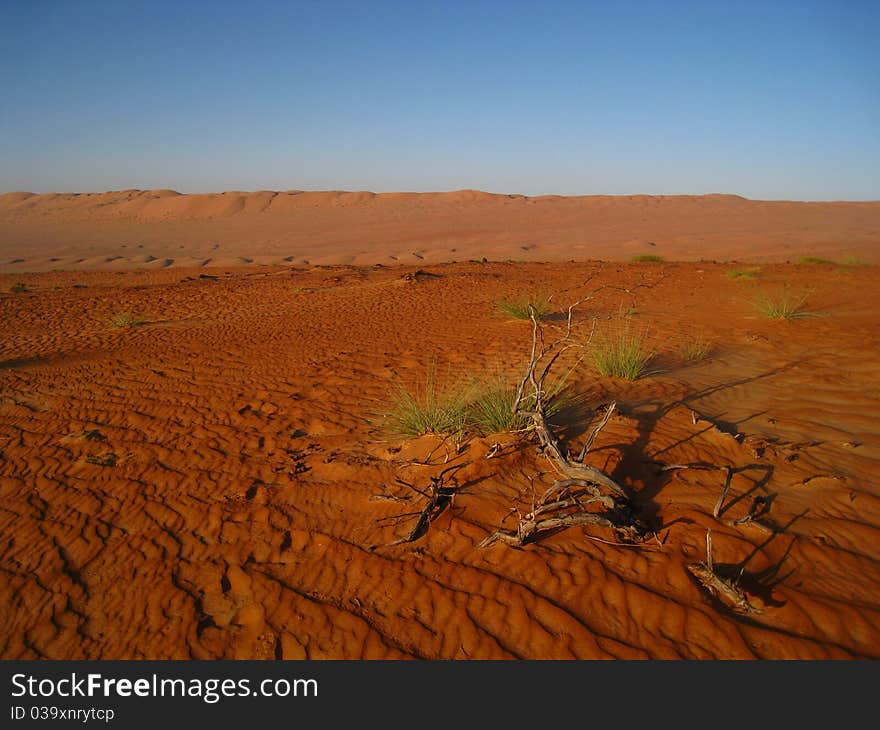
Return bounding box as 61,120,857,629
376,462,468,546
479,477,647,548
480,292,652,548
687,530,763,615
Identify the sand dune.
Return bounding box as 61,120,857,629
1,189,879,272
1,260,879,658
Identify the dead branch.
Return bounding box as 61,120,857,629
687,529,763,615
484,442,502,459
649,461,739,521
577,402,616,462
650,462,725,473
713,467,734,518
733,495,772,527
482,290,658,549
512,306,628,498
478,477,645,548
381,462,470,546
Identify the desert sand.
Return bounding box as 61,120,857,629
1,255,879,659
2,189,880,271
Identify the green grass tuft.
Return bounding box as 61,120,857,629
630,254,665,263
680,333,712,362
10,282,29,293
751,286,814,320
109,312,147,328
496,297,552,320
382,373,472,437
840,255,868,267
466,377,578,435
382,367,586,438
590,326,653,380
467,382,530,435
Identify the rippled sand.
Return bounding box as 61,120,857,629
1,261,878,658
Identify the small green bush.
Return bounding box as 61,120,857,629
630,254,665,263
797,256,835,265
591,326,653,380
109,312,147,328
382,373,472,437
10,282,29,293
680,333,712,362
840,255,867,267
467,382,530,435
751,286,814,320
467,377,577,435
497,297,552,320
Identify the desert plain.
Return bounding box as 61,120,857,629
1,190,879,659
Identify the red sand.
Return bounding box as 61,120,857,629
2,189,879,271
1,258,879,658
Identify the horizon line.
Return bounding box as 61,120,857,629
3,188,880,205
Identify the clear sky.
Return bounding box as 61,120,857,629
1,0,878,200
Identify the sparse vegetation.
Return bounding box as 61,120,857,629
108,312,147,328
726,268,759,279
680,333,712,362
383,370,582,438
630,254,664,263
10,282,29,293
797,256,835,265
590,325,653,379
840,255,868,267
467,381,529,435
467,376,578,435
497,296,552,321
751,286,814,320
383,373,472,437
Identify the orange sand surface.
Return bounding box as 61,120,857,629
1,259,878,658
2,189,880,271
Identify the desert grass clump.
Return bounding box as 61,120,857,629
680,333,712,362
751,286,813,320
797,256,835,265
467,376,578,435
108,311,147,328
726,268,759,279
590,325,653,380
496,296,552,321
10,282,29,293
467,382,530,435
630,254,664,263
383,374,472,438
840,255,868,267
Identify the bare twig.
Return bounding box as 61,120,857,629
651,462,725,473
706,528,713,573
713,467,734,518
479,476,644,548
577,402,617,462
484,289,655,549
687,528,763,615
382,462,470,546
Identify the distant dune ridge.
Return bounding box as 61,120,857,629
1,188,878,271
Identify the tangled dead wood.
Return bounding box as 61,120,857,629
375,462,469,546
481,296,649,547
687,529,763,615
478,476,645,547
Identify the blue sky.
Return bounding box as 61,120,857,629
1,0,878,199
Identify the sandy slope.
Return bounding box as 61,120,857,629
1,189,879,272
1,260,878,659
